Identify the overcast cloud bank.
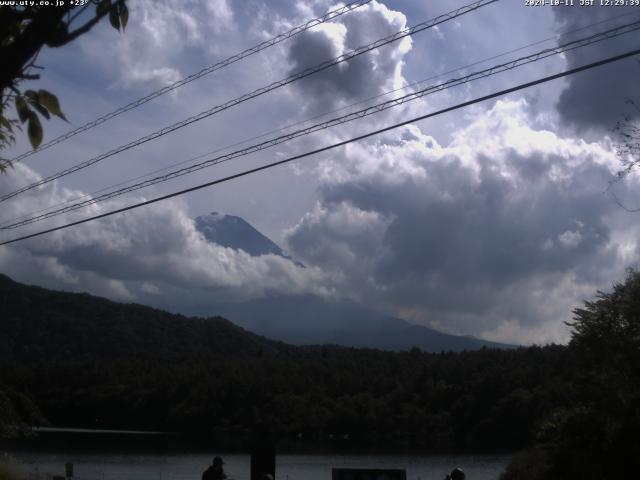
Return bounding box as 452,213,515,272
1,1,640,345
286,99,640,344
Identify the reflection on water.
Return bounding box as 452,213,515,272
7,451,509,480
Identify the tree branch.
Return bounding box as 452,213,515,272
68,2,93,24
50,2,122,47
62,10,111,45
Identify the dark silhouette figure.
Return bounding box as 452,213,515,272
444,468,465,480
203,456,227,480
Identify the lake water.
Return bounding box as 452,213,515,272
6,451,510,480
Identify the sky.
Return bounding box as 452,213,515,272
1,0,640,345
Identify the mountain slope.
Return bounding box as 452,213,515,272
194,212,284,257
189,212,515,352
208,295,517,352
0,274,287,362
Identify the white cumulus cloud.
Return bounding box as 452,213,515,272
285,98,640,344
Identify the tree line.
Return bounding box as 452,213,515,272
1,271,639,478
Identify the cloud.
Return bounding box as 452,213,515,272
552,4,640,131
285,99,640,344
203,0,234,35
286,201,392,289
6,0,640,347
0,0,416,314
77,0,235,91
0,163,331,308
286,0,411,112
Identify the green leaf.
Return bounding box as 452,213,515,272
109,7,120,31
119,3,129,31
27,112,43,149
96,0,111,17
0,115,13,133
29,100,51,120
24,90,39,102
15,96,30,123
37,90,67,121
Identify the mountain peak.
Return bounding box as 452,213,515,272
194,212,285,257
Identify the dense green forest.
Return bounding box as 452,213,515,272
500,270,640,479
1,272,639,478
1,345,571,451
0,274,288,361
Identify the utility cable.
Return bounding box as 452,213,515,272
2,0,374,166
0,0,500,203
1,46,638,246
3,19,638,230
3,8,635,229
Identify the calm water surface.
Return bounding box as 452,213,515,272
7,451,510,480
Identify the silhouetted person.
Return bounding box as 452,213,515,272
203,456,227,480
444,468,465,480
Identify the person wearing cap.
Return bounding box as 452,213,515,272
202,456,227,480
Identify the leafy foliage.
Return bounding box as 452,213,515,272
0,0,128,163
498,448,551,480
0,274,570,451
569,269,640,364
3,270,638,464
613,99,640,184
0,274,287,361
1,348,572,451
502,270,640,479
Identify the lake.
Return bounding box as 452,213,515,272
6,451,510,480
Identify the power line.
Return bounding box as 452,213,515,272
0,0,500,204
4,19,638,230
2,0,374,167
4,9,635,229
2,46,638,247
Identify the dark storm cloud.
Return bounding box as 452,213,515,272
286,1,410,111
5,0,640,346
353,150,611,302
553,4,640,131
286,100,640,342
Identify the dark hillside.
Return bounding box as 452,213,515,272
0,274,288,361
0,274,575,453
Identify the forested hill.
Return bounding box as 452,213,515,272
1,271,639,478
0,274,289,361
0,273,568,452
